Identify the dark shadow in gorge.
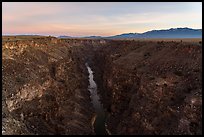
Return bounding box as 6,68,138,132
86,62,108,135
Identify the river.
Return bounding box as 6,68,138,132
85,63,108,135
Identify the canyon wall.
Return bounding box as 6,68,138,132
2,38,105,135
91,40,202,135
2,37,202,135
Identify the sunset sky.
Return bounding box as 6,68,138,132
2,2,202,37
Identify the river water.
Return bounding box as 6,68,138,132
85,63,108,135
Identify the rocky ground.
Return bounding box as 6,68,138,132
2,37,202,135
91,40,202,135
2,37,97,135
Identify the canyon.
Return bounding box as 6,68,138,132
2,36,202,135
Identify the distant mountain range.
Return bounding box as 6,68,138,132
58,28,202,39
57,35,72,38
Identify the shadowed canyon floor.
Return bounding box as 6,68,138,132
2,36,202,135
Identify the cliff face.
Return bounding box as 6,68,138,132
2,37,202,135
2,38,102,135
91,40,202,135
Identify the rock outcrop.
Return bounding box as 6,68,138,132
2,38,96,135
91,40,202,135
2,37,202,135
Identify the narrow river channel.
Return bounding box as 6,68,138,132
85,63,108,135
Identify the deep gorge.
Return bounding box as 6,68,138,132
2,37,202,135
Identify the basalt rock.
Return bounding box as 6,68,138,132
91,40,202,135
2,37,202,135
2,38,98,135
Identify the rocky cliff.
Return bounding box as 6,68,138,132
2,37,102,135
2,37,202,135
91,40,202,135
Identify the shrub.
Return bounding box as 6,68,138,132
199,41,202,44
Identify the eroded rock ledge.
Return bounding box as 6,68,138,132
2,37,105,135
2,37,202,135
90,40,202,135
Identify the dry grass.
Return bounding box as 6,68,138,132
2,35,52,42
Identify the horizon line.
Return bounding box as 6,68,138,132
2,27,202,37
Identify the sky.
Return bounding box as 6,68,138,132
2,2,202,37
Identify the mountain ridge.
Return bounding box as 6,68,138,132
57,27,202,39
